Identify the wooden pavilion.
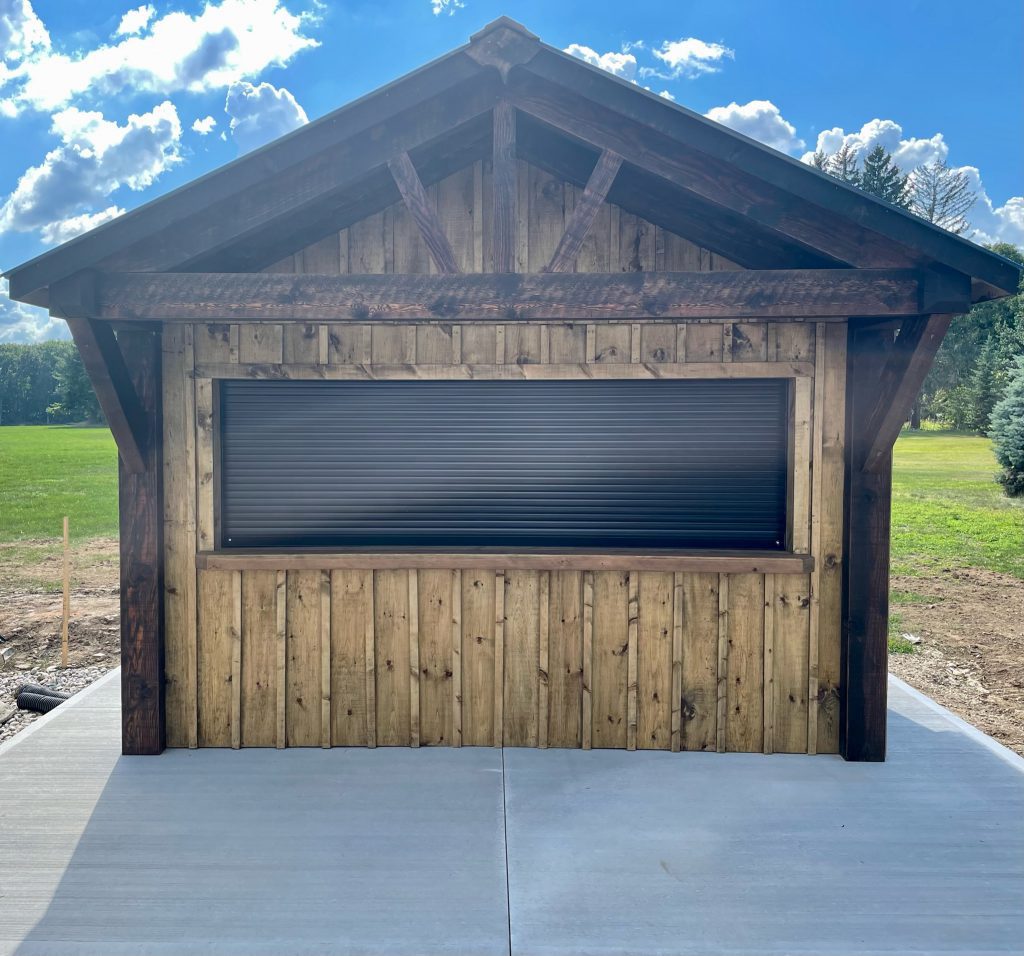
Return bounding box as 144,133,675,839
5,17,1020,761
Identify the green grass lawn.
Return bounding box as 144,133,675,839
0,424,1019,590
0,426,118,541
891,431,1023,581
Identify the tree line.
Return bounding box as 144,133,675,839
814,144,1024,493
0,341,101,425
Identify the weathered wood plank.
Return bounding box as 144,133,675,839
581,571,594,749
626,571,639,751
636,571,674,750
194,377,215,552
408,570,420,748
503,570,541,747
670,572,684,753
493,570,505,747
492,101,517,273
240,570,278,747
374,570,411,746
194,360,817,384
813,322,847,755
285,570,323,747
461,570,496,746
773,573,811,753
161,325,197,748
198,549,814,574
547,571,583,748
197,570,233,747
537,570,550,747
417,569,455,746
590,571,629,749
330,569,371,746
451,569,463,746
679,572,719,751
726,573,765,752
96,270,929,322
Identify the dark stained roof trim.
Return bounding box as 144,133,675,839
519,44,1021,296
5,42,487,303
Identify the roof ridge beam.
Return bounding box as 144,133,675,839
85,269,958,323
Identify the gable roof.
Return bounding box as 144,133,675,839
6,17,1021,307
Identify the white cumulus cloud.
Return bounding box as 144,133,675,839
564,43,637,80
431,0,464,13
644,37,733,79
705,99,805,155
803,118,947,171
116,3,155,36
802,118,1024,246
0,0,318,116
0,278,68,343
225,79,307,153
192,114,217,134
40,204,124,244
0,101,182,240
0,0,50,64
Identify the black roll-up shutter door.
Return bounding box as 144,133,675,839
219,378,788,550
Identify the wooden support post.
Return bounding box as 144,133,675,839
117,329,165,755
61,516,69,668
52,272,148,474
841,326,892,762
387,151,461,275
492,101,517,273
860,314,953,472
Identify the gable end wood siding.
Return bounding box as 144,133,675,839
162,161,846,753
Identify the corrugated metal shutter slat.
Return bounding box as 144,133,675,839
219,379,788,550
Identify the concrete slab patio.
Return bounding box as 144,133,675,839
1,670,1022,956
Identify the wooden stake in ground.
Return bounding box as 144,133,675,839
61,516,70,668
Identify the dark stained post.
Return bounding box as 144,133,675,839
118,329,165,755
492,101,517,273
841,325,893,761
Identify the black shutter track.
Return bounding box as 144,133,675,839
219,378,789,550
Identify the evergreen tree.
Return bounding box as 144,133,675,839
910,159,977,235
49,345,101,423
858,144,911,208
990,356,1024,496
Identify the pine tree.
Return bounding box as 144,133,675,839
910,160,977,235
990,356,1024,497
828,142,861,185
859,144,911,208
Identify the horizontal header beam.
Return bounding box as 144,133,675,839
84,269,960,322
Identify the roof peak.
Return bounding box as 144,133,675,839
466,16,540,80
469,17,538,43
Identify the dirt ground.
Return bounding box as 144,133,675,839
0,538,120,743
1,538,1021,755
889,567,1024,757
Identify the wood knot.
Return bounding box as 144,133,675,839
351,302,370,320
428,296,462,318
641,293,668,316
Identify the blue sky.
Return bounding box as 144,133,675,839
1,0,1021,341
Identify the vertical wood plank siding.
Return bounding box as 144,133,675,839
170,159,845,753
